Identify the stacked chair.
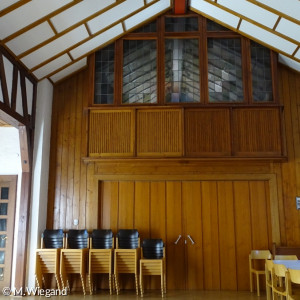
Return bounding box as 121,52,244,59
140,239,166,297
35,229,64,290
60,229,89,295
114,229,140,295
36,228,167,296
249,249,272,296
88,229,114,295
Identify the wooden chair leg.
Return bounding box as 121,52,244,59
161,272,164,297
109,274,112,295
89,273,93,295
135,274,139,295
140,271,143,297
256,274,260,297
80,274,86,295
250,271,253,292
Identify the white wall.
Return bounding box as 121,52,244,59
0,126,22,289
26,79,53,288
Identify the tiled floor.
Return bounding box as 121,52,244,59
1,290,267,299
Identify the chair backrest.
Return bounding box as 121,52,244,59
273,263,288,278
288,269,300,285
91,229,113,249
142,239,164,259
117,229,139,249
42,229,64,249
67,229,89,249
250,250,272,260
274,255,298,260
265,260,274,282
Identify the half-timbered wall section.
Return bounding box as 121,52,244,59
0,46,37,129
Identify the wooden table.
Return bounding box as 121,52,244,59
273,260,300,270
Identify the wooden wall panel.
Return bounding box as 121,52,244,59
166,181,185,290
137,109,183,157
218,181,237,290
98,179,272,291
185,109,231,156
89,110,134,157
233,108,282,156
47,68,89,230
201,181,220,290
233,181,252,291
278,65,300,247
182,181,203,290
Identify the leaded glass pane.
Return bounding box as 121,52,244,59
0,204,7,216
208,38,243,102
165,17,198,32
207,19,231,31
94,44,115,104
251,41,273,102
122,40,157,104
0,220,6,231
0,251,4,264
165,39,200,103
133,20,157,33
0,235,6,248
0,188,8,200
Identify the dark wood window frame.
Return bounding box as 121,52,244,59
92,12,278,107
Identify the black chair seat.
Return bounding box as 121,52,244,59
67,229,89,249
91,229,113,249
43,229,64,249
142,239,164,259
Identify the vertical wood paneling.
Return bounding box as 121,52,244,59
217,181,237,290
89,110,134,157
182,181,203,290
118,181,134,228
48,68,89,230
201,181,220,290
137,109,183,157
185,109,231,156
150,182,166,239
233,108,282,156
134,182,150,240
233,181,252,291
166,181,185,290
279,66,300,246
249,181,271,249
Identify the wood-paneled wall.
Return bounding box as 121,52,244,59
47,62,300,291
99,180,272,291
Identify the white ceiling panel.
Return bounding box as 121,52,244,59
253,0,300,21
87,0,144,34
50,58,87,83
0,0,21,11
21,25,89,69
15,72,23,116
33,54,72,80
146,0,157,3
217,0,278,29
279,54,300,72
295,49,300,60
6,22,55,56
124,0,171,31
190,0,240,30
276,18,300,43
25,78,33,115
239,20,298,55
0,0,73,39
3,56,13,106
51,0,116,33
71,23,123,59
